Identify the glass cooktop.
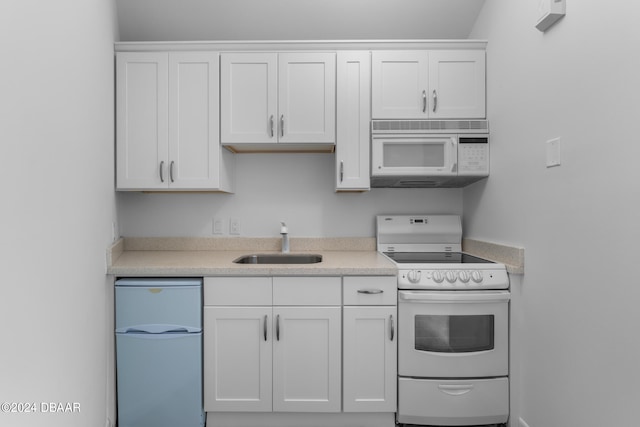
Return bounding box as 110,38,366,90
383,252,495,264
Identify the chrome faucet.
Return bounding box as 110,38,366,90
280,222,290,253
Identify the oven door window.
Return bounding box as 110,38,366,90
415,315,494,353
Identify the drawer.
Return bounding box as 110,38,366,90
204,277,272,306
273,276,341,306
398,377,509,426
343,276,397,305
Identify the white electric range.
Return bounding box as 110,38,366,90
377,215,510,427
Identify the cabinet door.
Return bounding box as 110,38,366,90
220,53,278,144
116,52,169,189
371,51,428,119
278,53,336,144
343,306,397,412
336,51,371,191
168,52,221,189
428,50,486,119
204,307,272,412
272,307,341,412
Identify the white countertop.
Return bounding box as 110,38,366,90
107,237,397,277
107,236,524,277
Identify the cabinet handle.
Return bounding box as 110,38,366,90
357,289,383,294
340,160,344,183
264,315,268,341
432,89,438,113
280,115,284,138
169,161,175,183
276,314,280,341
159,161,165,183
390,314,395,341
269,115,274,138
422,90,427,113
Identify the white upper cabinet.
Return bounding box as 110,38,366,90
116,51,234,191
220,52,336,149
220,53,277,144
371,50,485,119
335,51,371,192
116,52,169,190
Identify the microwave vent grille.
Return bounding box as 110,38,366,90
371,120,489,133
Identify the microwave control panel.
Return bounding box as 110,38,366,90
458,137,489,175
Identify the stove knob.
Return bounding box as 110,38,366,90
471,271,484,283
407,270,421,284
445,271,457,283
458,271,470,283
432,271,444,283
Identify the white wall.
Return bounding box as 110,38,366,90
467,1,640,426
115,0,485,41
118,154,463,237
0,1,118,426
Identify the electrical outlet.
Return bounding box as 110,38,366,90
519,417,531,427
212,218,224,235
229,218,241,235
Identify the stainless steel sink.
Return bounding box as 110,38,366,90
233,253,323,264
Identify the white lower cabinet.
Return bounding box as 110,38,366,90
204,277,342,413
342,276,397,413
272,306,341,412
204,306,272,412
343,306,397,412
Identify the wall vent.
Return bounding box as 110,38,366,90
371,120,489,133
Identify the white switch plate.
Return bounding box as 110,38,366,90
229,218,241,235
546,137,561,168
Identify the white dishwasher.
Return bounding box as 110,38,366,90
115,278,204,427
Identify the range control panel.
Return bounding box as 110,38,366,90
398,268,509,290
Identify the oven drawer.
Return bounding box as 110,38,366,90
343,276,397,305
398,377,509,426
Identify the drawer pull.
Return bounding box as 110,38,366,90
357,289,384,294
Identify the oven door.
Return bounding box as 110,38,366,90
398,290,509,378
371,134,457,177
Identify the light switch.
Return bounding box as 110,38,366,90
546,137,561,168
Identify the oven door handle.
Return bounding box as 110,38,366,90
398,290,510,303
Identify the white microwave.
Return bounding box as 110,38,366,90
370,120,489,188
